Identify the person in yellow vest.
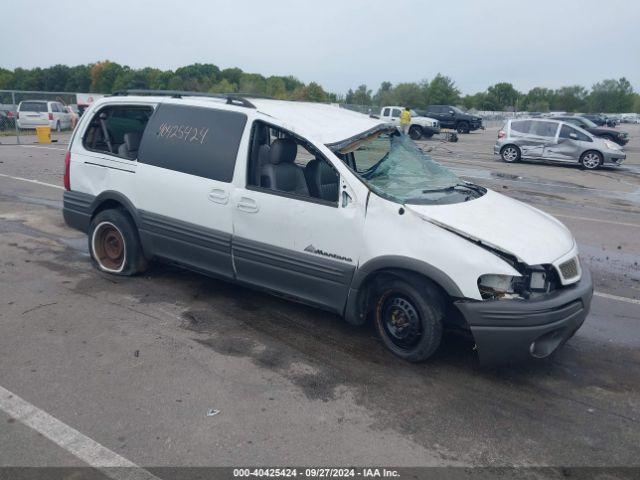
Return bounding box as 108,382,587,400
400,107,411,135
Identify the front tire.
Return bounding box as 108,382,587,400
456,121,470,134
408,125,423,140
373,278,443,362
500,145,521,163
88,209,148,275
580,150,603,170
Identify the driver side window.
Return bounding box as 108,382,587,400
247,121,339,205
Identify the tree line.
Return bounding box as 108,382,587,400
0,61,638,113
348,74,639,113
0,61,334,103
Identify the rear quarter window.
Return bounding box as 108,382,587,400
138,104,247,182
510,120,532,135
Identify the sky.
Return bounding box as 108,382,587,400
1,0,639,95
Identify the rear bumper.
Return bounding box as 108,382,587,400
455,268,593,366
62,190,94,233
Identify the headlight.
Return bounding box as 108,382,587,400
604,140,620,150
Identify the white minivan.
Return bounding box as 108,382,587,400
17,100,72,131
63,91,593,366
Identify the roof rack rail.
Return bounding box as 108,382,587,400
110,89,258,108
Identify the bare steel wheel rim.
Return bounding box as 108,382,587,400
582,152,600,169
503,147,518,162
92,222,126,272
381,294,422,350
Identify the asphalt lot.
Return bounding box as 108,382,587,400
0,124,639,477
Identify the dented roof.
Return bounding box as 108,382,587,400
250,99,389,147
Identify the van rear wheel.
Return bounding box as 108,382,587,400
89,209,147,276
373,278,443,362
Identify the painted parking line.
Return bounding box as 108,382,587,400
0,173,64,190
594,291,640,306
0,385,160,480
0,144,68,150
552,213,640,229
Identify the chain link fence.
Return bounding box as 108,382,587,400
0,90,103,145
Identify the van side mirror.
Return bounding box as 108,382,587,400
569,133,578,140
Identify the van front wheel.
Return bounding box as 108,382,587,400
373,278,443,362
88,209,147,276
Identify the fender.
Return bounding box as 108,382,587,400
343,255,464,325
90,190,141,227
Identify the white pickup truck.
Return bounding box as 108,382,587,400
378,106,440,140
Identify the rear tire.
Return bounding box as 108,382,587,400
408,125,423,140
373,277,443,362
456,121,470,134
580,150,603,170
88,209,148,276
500,144,521,163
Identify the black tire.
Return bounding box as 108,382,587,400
500,144,521,163
579,150,603,170
456,121,470,134
373,277,443,362
408,125,423,140
88,209,148,276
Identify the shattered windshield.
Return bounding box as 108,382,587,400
342,133,484,205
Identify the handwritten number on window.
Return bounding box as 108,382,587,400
158,123,209,144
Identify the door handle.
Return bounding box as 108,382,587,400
237,196,259,213
208,188,229,205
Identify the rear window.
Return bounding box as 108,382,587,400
19,102,47,113
138,103,247,183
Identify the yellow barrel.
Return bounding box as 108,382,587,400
36,126,51,144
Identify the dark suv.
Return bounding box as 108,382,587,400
553,116,629,146
420,105,482,133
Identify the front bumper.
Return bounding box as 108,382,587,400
422,125,441,135
455,268,593,366
603,150,626,165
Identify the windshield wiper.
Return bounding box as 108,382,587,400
421,183,482,194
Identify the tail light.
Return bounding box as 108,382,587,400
63,151,71,191
498,130,506,139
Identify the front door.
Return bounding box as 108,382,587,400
231,121,364,313
544,124,591,163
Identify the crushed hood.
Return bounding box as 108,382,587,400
405,189,575,265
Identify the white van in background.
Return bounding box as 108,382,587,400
16,100,72,131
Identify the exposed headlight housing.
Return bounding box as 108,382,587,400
478,265,559,301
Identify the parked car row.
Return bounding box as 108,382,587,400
375,104,483,139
